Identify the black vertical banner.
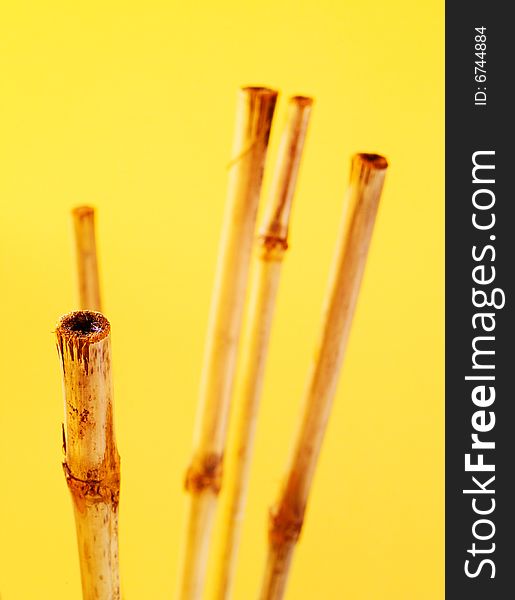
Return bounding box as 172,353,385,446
446,2,513,598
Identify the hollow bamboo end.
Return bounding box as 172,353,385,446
56,311,110,345
72,205,95,220
241,85,278,97
354,153,388,170
350,153,388,191
290,95,314,108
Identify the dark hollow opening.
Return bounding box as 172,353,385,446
68,313,102,334
58,310,109,338
358,153,388,169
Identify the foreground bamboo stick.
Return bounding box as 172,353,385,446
214,95,313,600
177,86,278,600
56,311,120,600
72,206,102,311
259,153,388,600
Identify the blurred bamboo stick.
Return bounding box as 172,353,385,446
213,95,313,600
259,153,388,600
56,310,120,600
72,206,102,311
176,86,278,600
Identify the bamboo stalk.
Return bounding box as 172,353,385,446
177,86,278,600
56,310,120,600
259,153,388,600
214,95,313,600
72,206,102,311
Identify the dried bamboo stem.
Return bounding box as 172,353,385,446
72,206,102,311
56,311,120,600
177,86,278,600
259,153,388,600
214,96,313,600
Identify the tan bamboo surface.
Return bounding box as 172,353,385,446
259,153,388,600
213,95,313,600
56,311,120,600
176,86,278,600
72,206,102,311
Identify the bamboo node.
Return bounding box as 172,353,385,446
268,503,304,548
257,234,289,261
63,462,120,512
184,452,223,494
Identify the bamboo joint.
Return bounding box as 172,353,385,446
268,503,304,548
184,452,223,494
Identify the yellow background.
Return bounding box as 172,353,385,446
0,1,443,598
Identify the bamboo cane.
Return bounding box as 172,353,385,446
72,206,102,311
56,310,120,600
258,153,388,600
177,86,278,600
214,95,313,600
